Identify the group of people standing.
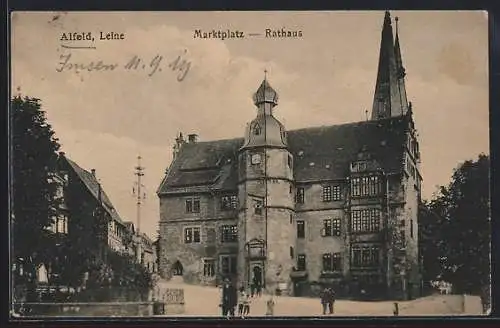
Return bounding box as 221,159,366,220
320,286,336,315
219,278,275,319
219,278,337,317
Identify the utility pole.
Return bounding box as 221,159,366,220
133,155,146,234
133,155,146,264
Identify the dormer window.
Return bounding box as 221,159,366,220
254,124,261,136
351,161,367,172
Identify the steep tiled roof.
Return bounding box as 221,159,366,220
65,157,125,224
158,116,408,195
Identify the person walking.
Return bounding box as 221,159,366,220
220,278,237,318
242,289,251,318
265,295,275,316
320,286,332,315
327,287,336,314
238,288,245,317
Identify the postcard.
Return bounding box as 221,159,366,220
9,10,490,318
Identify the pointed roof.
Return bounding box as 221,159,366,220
394,19,404,76
371,11,406,120
63,156,125,224
253,79,279,106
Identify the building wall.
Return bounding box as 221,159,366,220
158,133,422,300
295,207,347,280
159,211,239,285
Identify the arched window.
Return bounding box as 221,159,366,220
254,124,261,135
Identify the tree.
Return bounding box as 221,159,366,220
11,96,62,285
420,154,490,304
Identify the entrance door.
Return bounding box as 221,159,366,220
172,261,183,276
252,265,262,286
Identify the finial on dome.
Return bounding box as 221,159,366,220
252,73,278,107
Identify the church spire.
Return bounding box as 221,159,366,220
371,11,408,120
394,16,409,114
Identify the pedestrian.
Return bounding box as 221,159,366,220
256,283,262,297
238,288,245,317
327,287,336,314
220,278,237,318
265,295,275,316
242,289,251,318
320,286,331,315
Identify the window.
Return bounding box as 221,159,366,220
221,195,238,210
322,186,332,202
296,188,304,204
290,246,294,259
410,219,414,238
254,200,263,215
251,153,262,165
322,218,341,237
351,177,360,197
184,227,201,244
297,254,306,271
220,255,237,275
332,218,341,236
254,124,261,135
332,185,341,201
185,197,200,213
400,230,406,246
55,216,68,234
203,258,215,277
369,176,380,195
323,219,332,237
351,246,379,267
350,176,381,197
297,220,305,239
322,253,342,272
288,155,292,168
351,209,380,233
221,225,238,243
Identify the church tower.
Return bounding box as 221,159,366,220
237,76,296,295
371,11,423,299
371,11,409,120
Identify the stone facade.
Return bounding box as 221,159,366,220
157,11,422,300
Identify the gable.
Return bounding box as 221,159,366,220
64,157,125,224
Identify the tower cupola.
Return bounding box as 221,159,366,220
241,77,288,150
253,79,279,107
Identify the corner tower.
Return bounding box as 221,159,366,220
237,76,296,295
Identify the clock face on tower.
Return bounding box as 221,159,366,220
251,153,262,165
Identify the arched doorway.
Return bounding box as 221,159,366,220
172,261,183,276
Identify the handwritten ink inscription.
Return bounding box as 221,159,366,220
55,50,191,82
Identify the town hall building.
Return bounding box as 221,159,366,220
157,11,422,300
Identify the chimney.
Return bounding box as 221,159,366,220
188,134,198,143
59,151,66,157
91,169,96,177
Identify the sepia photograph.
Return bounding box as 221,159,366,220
9,10,490,318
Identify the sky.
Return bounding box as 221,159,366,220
11,11,489,238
